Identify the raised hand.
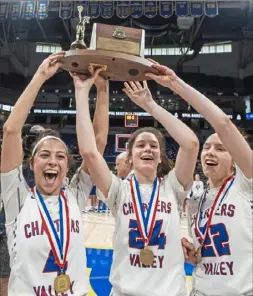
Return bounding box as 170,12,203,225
123,81,157,114
145,60,178,91
36,52,64,81
92,69,109,92
70,67,103,92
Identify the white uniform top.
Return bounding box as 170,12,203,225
187,181,204,200
1,165,92,296
189,165,253,296
99,169,189,296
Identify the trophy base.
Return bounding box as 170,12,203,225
60,49,158,81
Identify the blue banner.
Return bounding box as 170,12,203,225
23,1,36,20
59,1,72,19
116,1,130,19
205,1,218,17
88,1,100,19
74,1,88,18
175,1,189,17
190,2,203,17
0,1,221,21
36,0,48,19
9,2,22,19
159,1,173,18
144,1,157,18
0,2,8,20
131,1,143,18
100,1,114,19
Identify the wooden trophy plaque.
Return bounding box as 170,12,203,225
89,23,145,57
60,7,157,81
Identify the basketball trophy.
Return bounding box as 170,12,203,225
60,5,157,81
70,6,90,50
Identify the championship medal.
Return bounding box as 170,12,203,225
32,187,71,292
140,246,155,266
130,176,160,266
54,273,71,293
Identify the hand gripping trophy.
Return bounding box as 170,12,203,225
60,5,157,81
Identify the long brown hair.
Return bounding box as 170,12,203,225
127,127,172,178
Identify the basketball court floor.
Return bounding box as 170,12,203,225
82,211,193,296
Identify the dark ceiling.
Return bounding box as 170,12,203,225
0,1,253,102
0,1,252,48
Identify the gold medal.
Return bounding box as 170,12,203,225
140,247,154,266
33,188,72,294
54,273,71,294
195,246,202,264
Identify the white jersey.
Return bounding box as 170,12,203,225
187,181,204,200
189,165,253,296
99,169,189,296
1,165,92,296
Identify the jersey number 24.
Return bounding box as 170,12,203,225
128,219,166,249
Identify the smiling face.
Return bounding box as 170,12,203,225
130,132,161,176
31,139,69,195
201,133,234,185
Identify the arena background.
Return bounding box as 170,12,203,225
0,0,253,295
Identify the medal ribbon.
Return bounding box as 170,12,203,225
195,175,234,245
130,176,160,245
31,187,70,272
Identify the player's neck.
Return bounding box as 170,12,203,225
134,169,156,184
208,174,231,189
36,184,61,197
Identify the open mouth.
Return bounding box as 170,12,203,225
141,155,154,161
205,160,218,167
44,170,58,184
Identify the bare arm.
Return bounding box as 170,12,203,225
1,52,64,173
123,81,199,189
73,71,112,197
80,77,109,172
93,79,109,154
146,63,253,179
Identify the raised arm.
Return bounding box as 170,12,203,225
80,75,109,172
93,77,109,154
146,62,253,179
123,81,199,189
1,52,64,173
72,70,112,197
